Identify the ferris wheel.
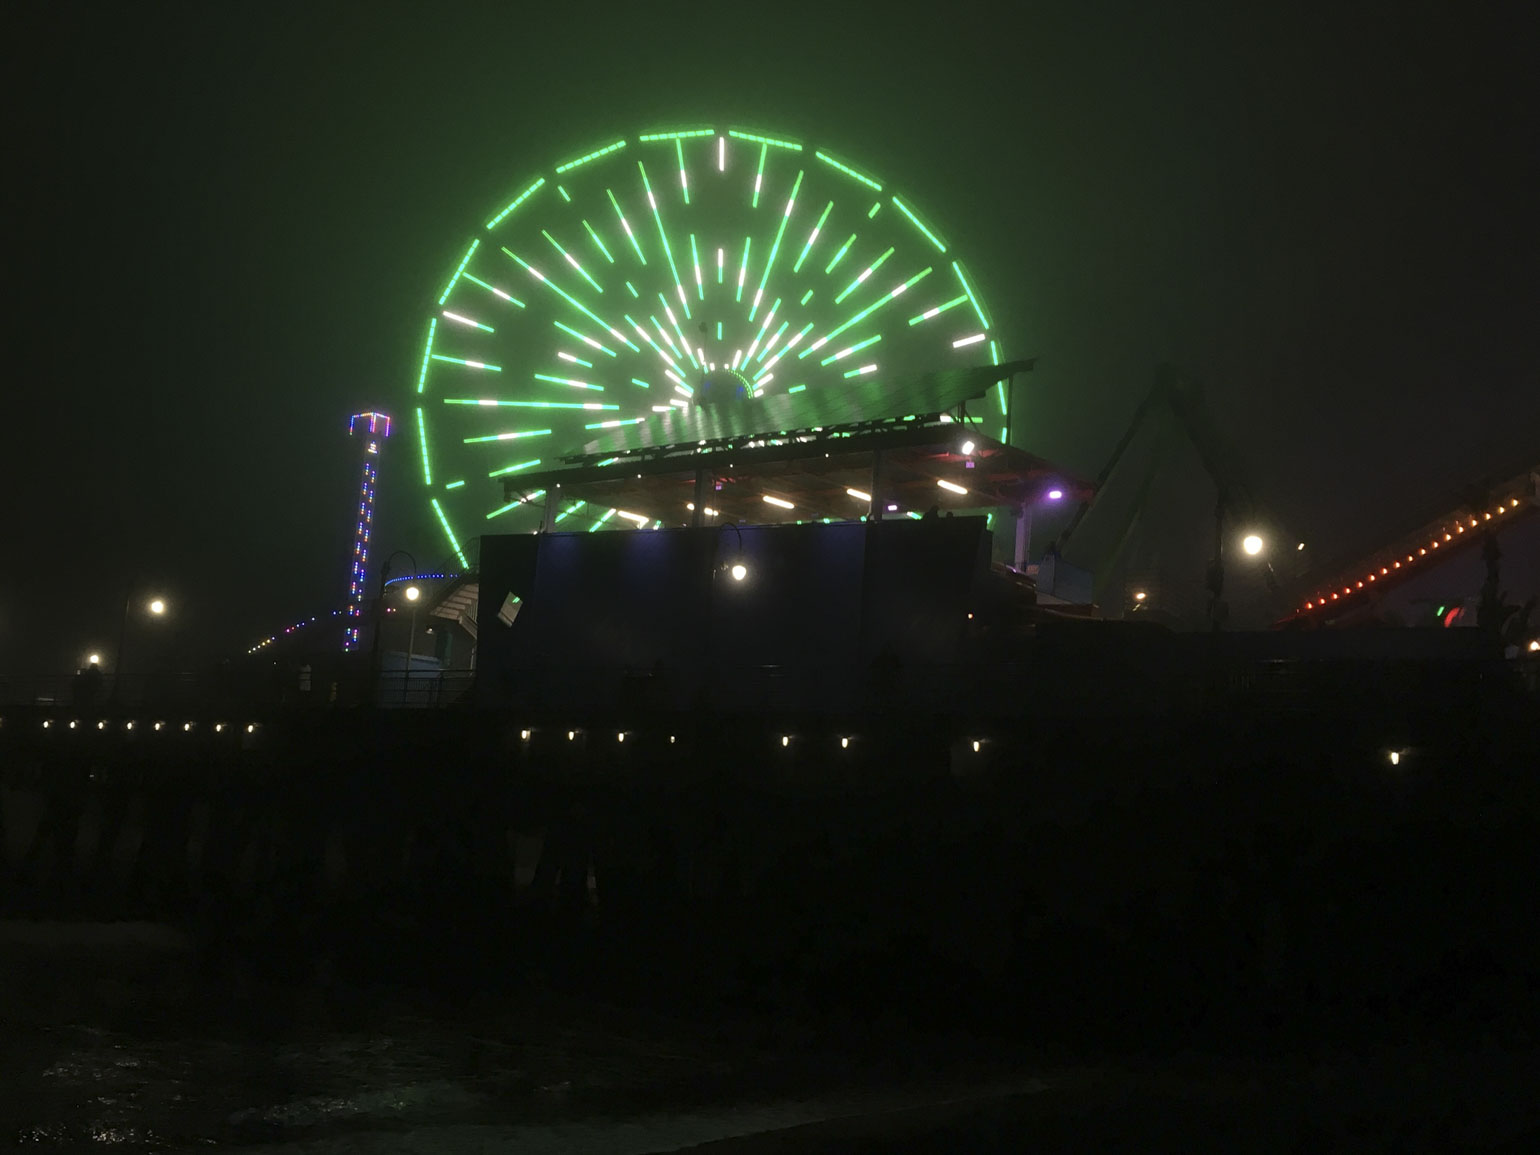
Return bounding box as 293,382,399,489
413,126,1005,564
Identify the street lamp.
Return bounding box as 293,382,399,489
403,585,422,703
369,550,417,703
114,591,169,702
86,652,101,667
1241,533,1265,557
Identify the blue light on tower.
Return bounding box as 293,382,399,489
344,412,391,650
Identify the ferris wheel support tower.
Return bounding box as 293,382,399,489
343,412,391,651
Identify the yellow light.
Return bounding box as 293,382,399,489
730,563,747,581
148,598,166,615
781,735,790,747
840,736,849,748
246,723,256,733
405,585,421,602
86,652,101,666
937,479,968,495
126,721,135,730
1389,750,1401,766
183,722,192,732
960,440,976,456
617,731,625,742
762,494,795,509
520,729,531,740
1133,591,1147,602
97,721,106,730
971,739,981,752
1529,639,1540,653
69,720,77,729
1241,534,1264,556
845,488,871,502
567,730,576,740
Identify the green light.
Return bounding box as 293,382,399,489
437,238,480,305
907,294,967,325
818,333,882,365
638,128,715,141
486,178,545,230
716,321,723,340
431,498,469,567
433,354,502,371
638,160,690,319
800,288,813,306
690,233,703,300
582,220,616,264
801,266,932,357
1000,425,1007,442
534,372,603,390
488,458,541,478
676,138,690,205
814,150,881,191
416,407,432,485
541,229,602,293
834,246,894,305
728,130,801,150
441,310,494,333
787,384,806,393
501,246,639,351
558,352,594,368
867,201,882,219
906,511,923,520
445,479,466,490
415,317,438,394
607,189,646,265
487,489,546,520
752,143,767,208
825,233,856,274
893,196,947,252
750,169,803,320
463,273,526,309
554,500,586,524
462,428,554,444
630,377,650,388
756,320,790,363
952,261,990,330
555,139,625,173
842,363,877,379
717,246,724,285
445,398,618,410
793,200,834,273
557,185,571,203
625,281,640,297
584,416,646,429
736,237,751,302
744,297,781,362
553,319,617,357
1436,604,1447,617
589,508,617,531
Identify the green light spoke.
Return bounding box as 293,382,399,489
415,317,438,394
583,416,647,430
824,233,857,274
728,130,801,151
676,139,690,205
834,245,895,305
416,407,432,485
755,320,790,363
553,500,586,524
487,489,546,520
736,237,751,302
819,333,882,365
952,261,990,330
431,498,469,567
557,185,572,203
752,143,767,208
842,363,878,379
486,178,545,230
432,354,502,371
444,398,618,410
606,189,646,264
555,139,625,173
639,128,714,141
463,273,526,309
533,372,604,391
991,339,1006,415
630,377,650,388
501,246,640,351
437,239,481,305
581,220,616,264
717,134,725,172
743,298,781,363
445,479,466,490
660,299,699,369
893,197,947,252
463,428,554,444
868,201,882,219
690,234,704,300
589,508,617,531
542,229,603,293
793,201,834,273
716,321,723,340
648,314,682,359
800,265,932,358
749,170,803,320
488,458,542,478
553,319,617,357
787,384,807,393
442,310,493,333
907,294,967,325
716,246,724,285
951,333,986,349
800,288,814,306
557,351,594,368
814,150,881,192
625,281,640,297
637,161,691,320
761,321,816,378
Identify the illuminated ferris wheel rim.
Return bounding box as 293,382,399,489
413,125,1009,567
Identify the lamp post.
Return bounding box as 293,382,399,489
368,550,416,704
404,584,421,704
113,591,168,703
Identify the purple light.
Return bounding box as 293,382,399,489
886,503,899,512
1047,488,1064,501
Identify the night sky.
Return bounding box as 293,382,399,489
6,5,1536,671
